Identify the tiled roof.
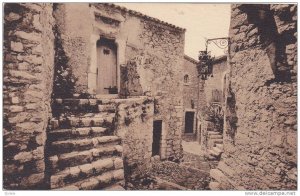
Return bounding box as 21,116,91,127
102,3,186,32
184,55,198,64
212,55,227,64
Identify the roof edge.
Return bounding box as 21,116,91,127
184,55,198,64
212,55,227,64
101,3,186,32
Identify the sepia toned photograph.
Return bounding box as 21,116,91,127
2,1,297,192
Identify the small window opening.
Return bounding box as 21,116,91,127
184,74,189,83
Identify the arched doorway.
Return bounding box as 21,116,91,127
96,37,118,94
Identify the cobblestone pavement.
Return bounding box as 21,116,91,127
150,160,211,190
182,140,203,156
127,142,218,190
182,141,218,171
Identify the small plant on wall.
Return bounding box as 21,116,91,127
203,103,224,133
52,24,78,99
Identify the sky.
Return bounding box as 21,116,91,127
117,3,231,60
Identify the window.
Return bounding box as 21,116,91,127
184,74,189,83
103,48,110,55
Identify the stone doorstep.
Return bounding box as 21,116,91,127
50,136,121,154
49,145,123,171
50,157,124,189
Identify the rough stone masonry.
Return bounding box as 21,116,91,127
210,4,297,190
3,3,55,189
3,3,185,190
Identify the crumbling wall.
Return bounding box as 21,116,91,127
3,3,55,189
114,97,154,178
210,4,297,190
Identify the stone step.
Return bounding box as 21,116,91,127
50,113,115,129
207,131,222,135
209,181,220,190
215,143,224,149
49,145,123,172
54,98,116,107
98,104,115,113
210,169,227,183
48,127,110,141
208,149,221,157
50,157,124,189
54,172,124,190
212,138,223,144
209,134,223,139
54,98,101,106
212,146,223,154
54,102,116,114
50,136,121,154
206,154,218,161
104,183,125,190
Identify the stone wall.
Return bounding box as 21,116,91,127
210,4,297,190
3,3,55,189
53,3,92,93
204,56,228,104
114,97,154,178
182,55,205,140
182,55,200,110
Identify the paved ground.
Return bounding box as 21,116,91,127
182,140,203,156
127,141,218,190
150,161,211,190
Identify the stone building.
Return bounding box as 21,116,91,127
198,56,229,159
182,55,202,140
3,3,185,190
209,4,297,190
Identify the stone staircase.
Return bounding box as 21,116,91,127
205,131,224,161
47,98,124,190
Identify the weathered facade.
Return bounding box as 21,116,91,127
3,2,297,191
182,55,203,140
198,56,228,152
3,3,185,190
210,4,297,190
3,3,55,189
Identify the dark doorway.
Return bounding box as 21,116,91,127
185,112,194,133
152,120,162,156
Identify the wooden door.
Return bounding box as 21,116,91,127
185,112,194,133
152,120,162,156
96,38,117,94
